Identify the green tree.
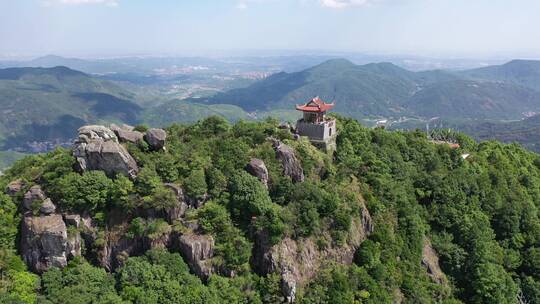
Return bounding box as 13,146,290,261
40,260,123,304
52,171,114,211
183,169,207,200
0,193,18,248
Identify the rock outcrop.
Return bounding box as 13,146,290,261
422,238,448,286
271,139,304,183
22,185,47,210
361,204,374,235
175,233,215,280
39,199,56,215
185,195,208,209
253,203,372,302
245,158,269,188
63,214,81,227
73,125,139,179
163,183,188,221
110,124,144,143
144,128,167,151
6,179,25,196
20,214,69,273
96,210,146,271
139,183,188,223
22,185,56,214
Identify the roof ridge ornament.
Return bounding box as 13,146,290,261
295,96,334,113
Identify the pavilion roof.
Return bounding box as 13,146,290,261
295,97,335,113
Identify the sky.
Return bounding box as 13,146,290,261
1,0,540,59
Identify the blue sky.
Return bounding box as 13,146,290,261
1,0,540,58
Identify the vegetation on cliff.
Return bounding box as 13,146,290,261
0,116,539,303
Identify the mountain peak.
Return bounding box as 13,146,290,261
0,66,88,80
505,59,540,66
32,54,66,61
361,61,407,72
311,58,356,69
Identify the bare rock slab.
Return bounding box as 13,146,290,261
110,124,144,143
176,233,215,280
23,185,47,210
271,139,304,183
144,128,167,151
6,179,25,196
22,185,57,215
245,158,269,188
73,125,139,179
21,214,69,273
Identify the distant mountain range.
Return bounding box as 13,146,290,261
0,66,253,152
200,58,540,120
457,114,540,152
2,57,540,157
461,59,540,91
0,66,141,151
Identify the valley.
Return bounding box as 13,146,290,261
1,55,540,166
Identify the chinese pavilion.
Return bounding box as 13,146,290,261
295,97,337,152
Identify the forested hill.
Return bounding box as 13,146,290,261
458,113,540,152
0,66,141,151
201,59,421,116
200,59,540,120
462,59,540,91
1,116,539,303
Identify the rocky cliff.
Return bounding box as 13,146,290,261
252,196,374,302
15,185,82,273
73,125,140,179
271,139,305,183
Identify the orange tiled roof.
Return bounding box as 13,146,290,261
295,97,335,112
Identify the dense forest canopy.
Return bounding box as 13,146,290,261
0,115,539,303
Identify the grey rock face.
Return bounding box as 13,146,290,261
73,125,139,179
99,236,147,271
422,239,448,286
6,179,25,196
144,128,167,150
79,125,117,142
110,124,144,143
20,214,69,273
109,123,134,133
271,139,304,183
66,233,82,259
176,233,215,279
62,213,82,259
245,158,269,188
185,193,208,209
163,183,188,221
282,270,297,303
63,214,81,228
95,209,147,271
252,201,373,303
139,184,188,223
22,185,59,216
361,204,374,236
23,185,47,210
39,198,56,215
22,185,57,215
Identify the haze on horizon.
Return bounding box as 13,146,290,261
1,0,540,59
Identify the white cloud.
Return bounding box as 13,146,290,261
235,0,377,10
52,0,119,6
320,0,373,9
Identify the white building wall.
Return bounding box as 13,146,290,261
296,119,336,141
